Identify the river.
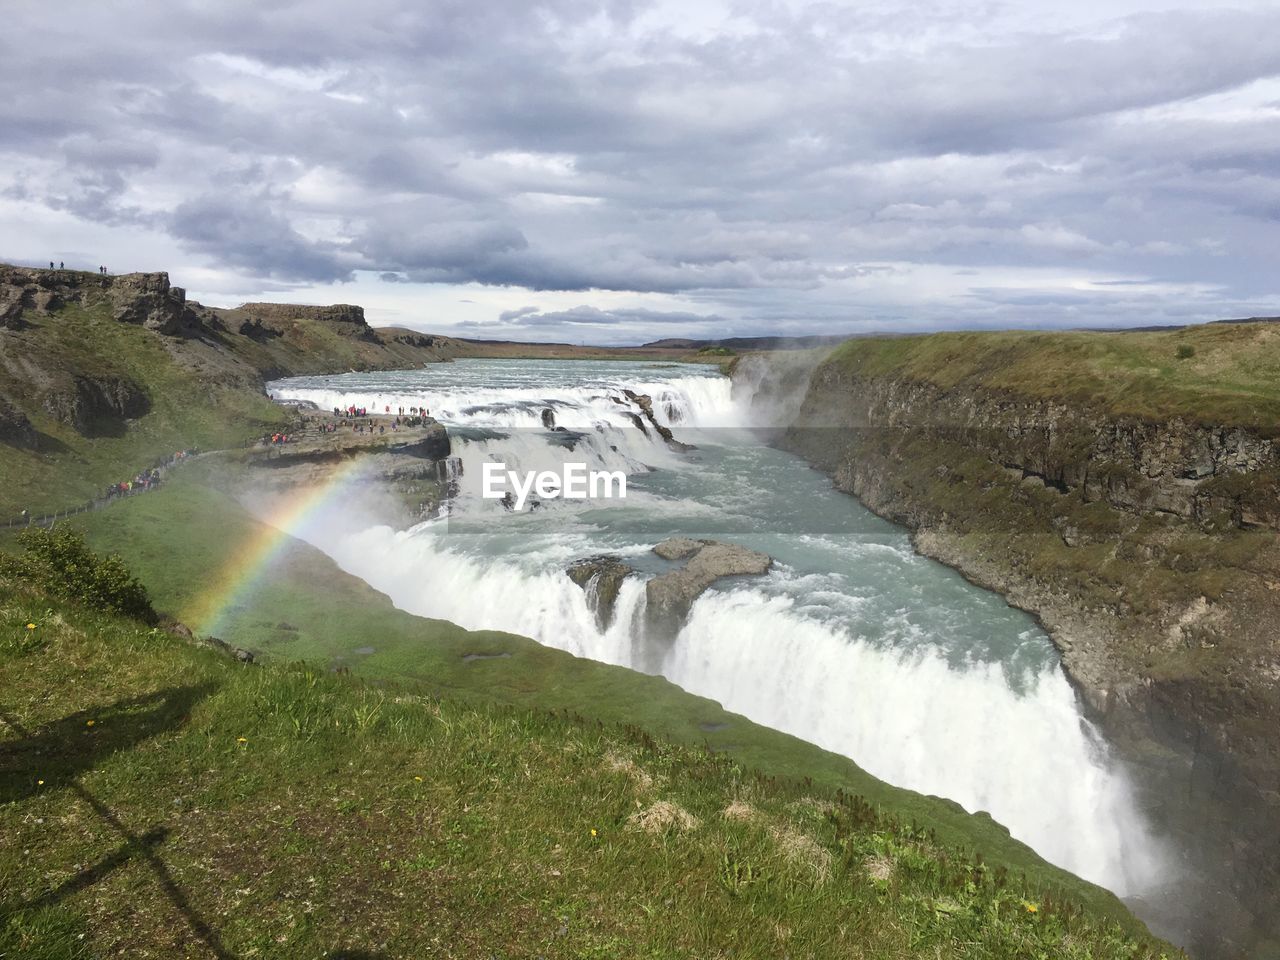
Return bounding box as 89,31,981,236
267,357,1167,902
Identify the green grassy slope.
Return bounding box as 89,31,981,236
0,576,1177,959
824,322,1280,431
0,302,289,520
46,469,1161,934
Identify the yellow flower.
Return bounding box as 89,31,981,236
236,737,247,743
85,719,95,727
26,623,35,630
37,779,44,786
413,776,423,782
1022,901,1039,914
590,828,598,838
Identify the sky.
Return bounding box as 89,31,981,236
3,0,1279,344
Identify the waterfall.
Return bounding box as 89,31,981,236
264,358,1168,898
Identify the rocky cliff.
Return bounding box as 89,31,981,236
242,417,455,526
0,263,462,516
0,265,462,432
753,326,1280,958
1,265,201,335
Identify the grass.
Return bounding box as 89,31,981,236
0,577,1179,959
823,322,1280,432
0,302,288,519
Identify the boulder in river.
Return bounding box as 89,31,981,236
645,538,772,638
567,555,635,631
652,537,704,561
617,389,694,451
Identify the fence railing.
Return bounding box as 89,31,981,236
3,450,201,531
3,488,151,530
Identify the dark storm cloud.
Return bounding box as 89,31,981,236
2,0,1280,329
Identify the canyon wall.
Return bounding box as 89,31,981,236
743,330,1280,958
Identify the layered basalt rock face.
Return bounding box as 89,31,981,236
0,395,36,447
42,374,151,437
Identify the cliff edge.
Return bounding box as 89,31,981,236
762,324,1280,958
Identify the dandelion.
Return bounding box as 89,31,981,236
1022,901,1039,914
414,776,423,782
37,779,44,786
236,737,247,743
26,623,35,630
85,719,95,727
590,828,598,838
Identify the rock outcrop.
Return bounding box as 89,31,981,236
42,374,150,436
236,301,368,327
567,555,634,631
0,285,30,330
0,264,458,368
0,266,68,330
566,539,772,668
233,302,377,342
107,272,198,335
645,538,772,638
619,389,693,450
243,418,454,526
0,395,36,447
0,266,203,336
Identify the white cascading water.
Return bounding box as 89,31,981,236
267,360,1167,898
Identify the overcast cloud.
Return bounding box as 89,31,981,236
2,0,1279,343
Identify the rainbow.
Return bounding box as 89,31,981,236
190,458,369,638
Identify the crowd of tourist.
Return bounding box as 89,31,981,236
101,449,196,501
256,407,436,446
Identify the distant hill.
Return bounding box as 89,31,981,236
1214,315,1280,325
643,334,850,350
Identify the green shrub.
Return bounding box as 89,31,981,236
7,527,157,624
1175,344,1195,360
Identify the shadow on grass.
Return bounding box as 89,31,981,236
27,430,72,455
0,684,215,805
0,685,233,956
1,687,395,960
